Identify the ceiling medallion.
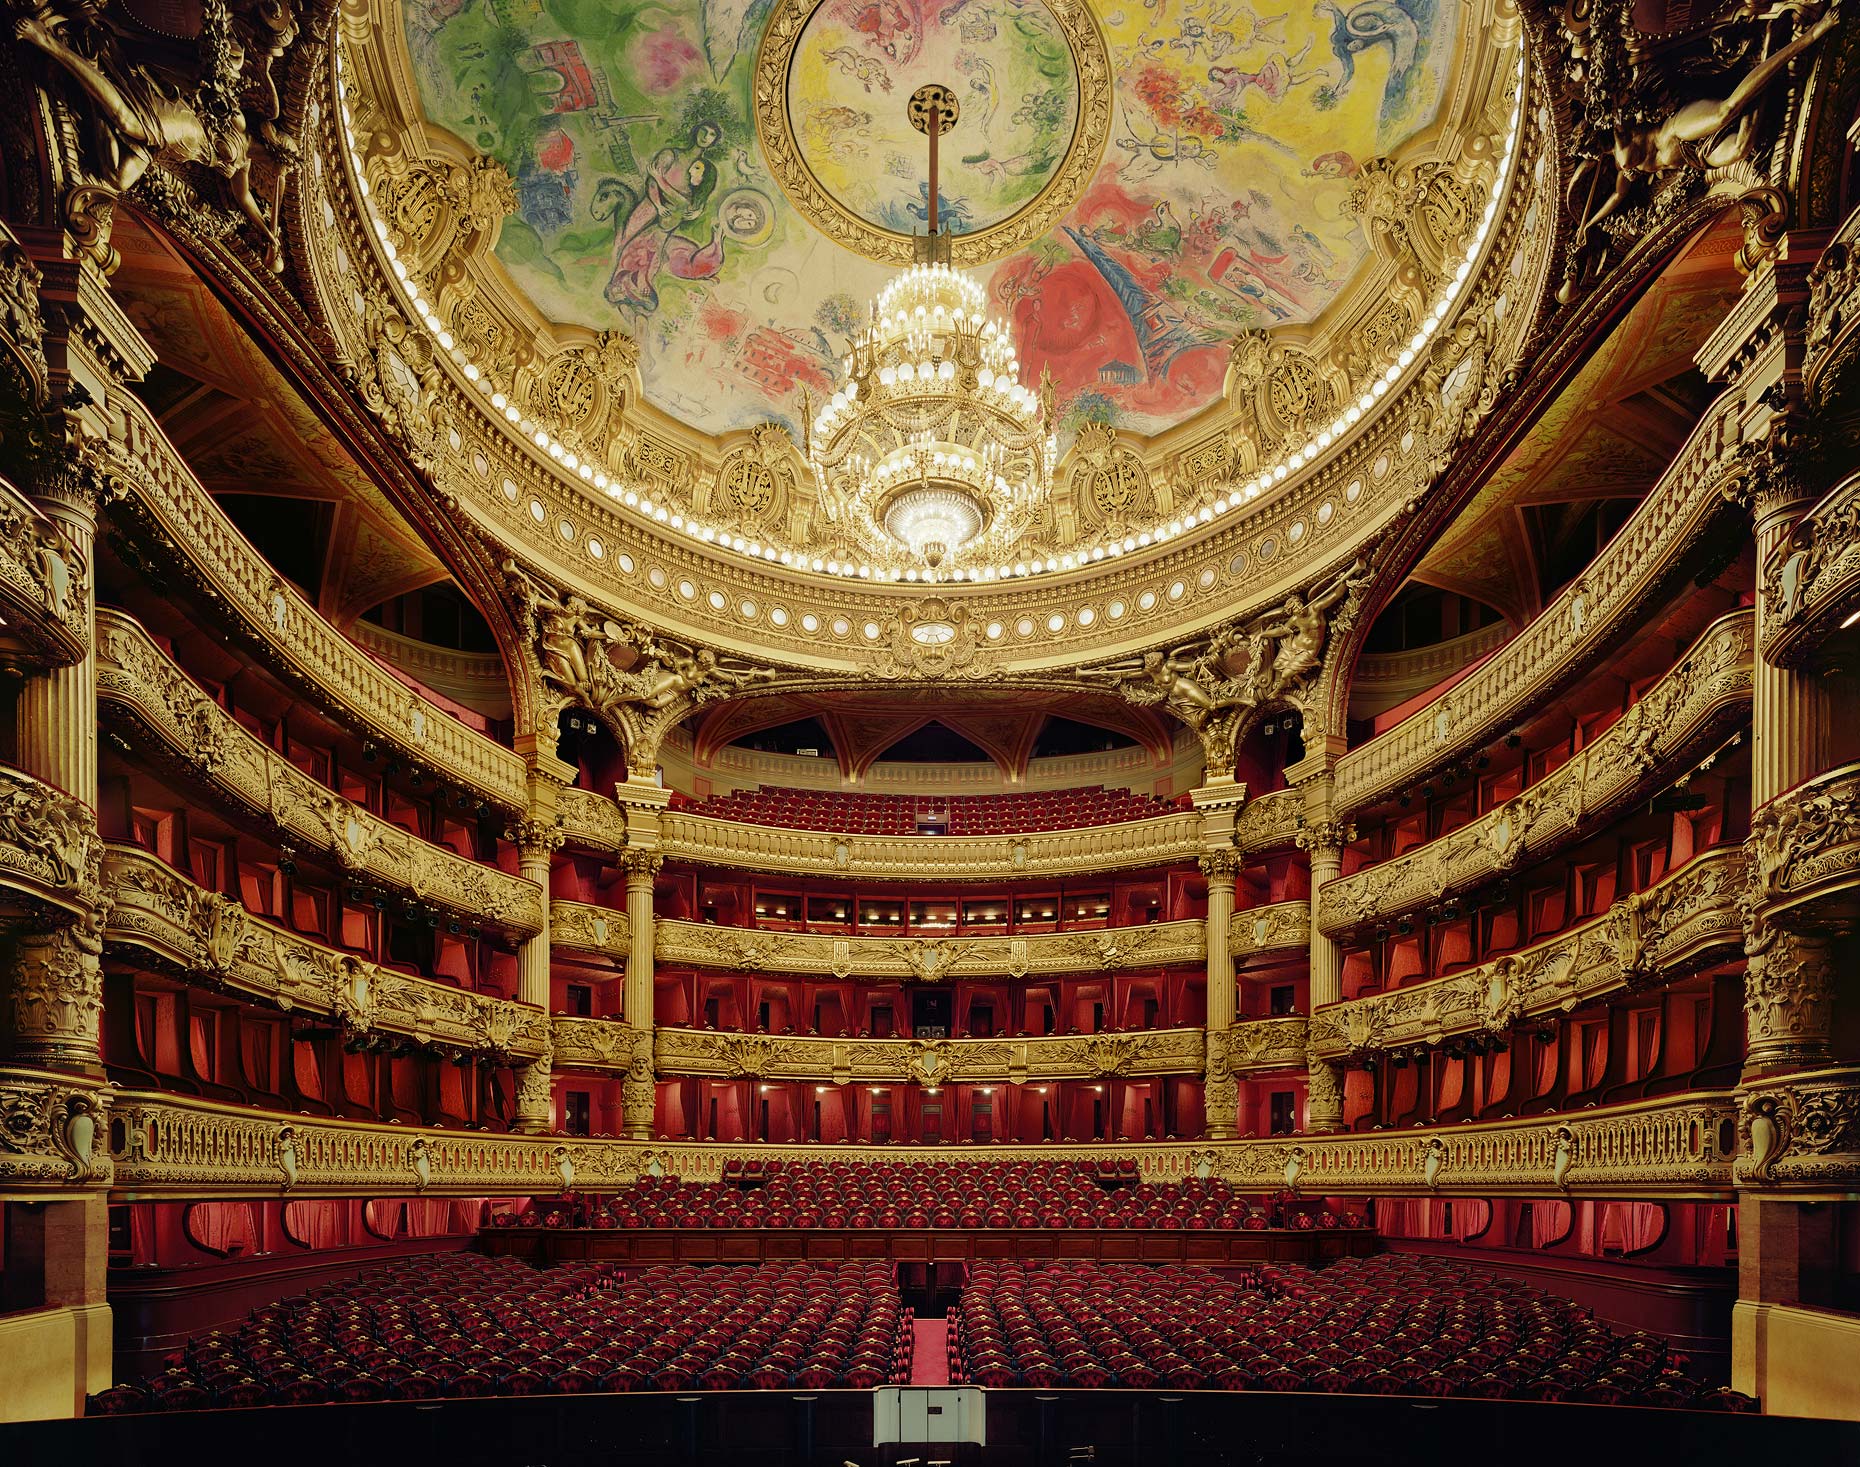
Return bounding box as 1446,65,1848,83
753,0,1110,266
804,87,1056,572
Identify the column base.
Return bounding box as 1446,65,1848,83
1743,1047,1835,1082
511,1117,554,1136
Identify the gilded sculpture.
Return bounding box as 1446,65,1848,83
13,0,285,269
1082,555,1372,775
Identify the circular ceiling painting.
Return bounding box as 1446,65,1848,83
758,0,1108,260
400,0,1460,442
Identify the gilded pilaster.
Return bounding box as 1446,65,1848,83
1200,849,1241,1139
510,738,571,1134
1289,740,1352,1133
3,248,150,1077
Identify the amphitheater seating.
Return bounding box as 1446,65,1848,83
588,1161,1366,1231
684,785,1182,836
949,1256,1753,1407
87,1255,910,1412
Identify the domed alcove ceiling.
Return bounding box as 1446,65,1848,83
399,0,1462,441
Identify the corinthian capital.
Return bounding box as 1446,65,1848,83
507,815,567,858
1198,849,1242,884
1295,819,1356,856
620,849,664,882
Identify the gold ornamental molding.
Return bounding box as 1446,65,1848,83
1320,610,1754,938
1228,901,1310,963
81,1080,1752,1201
1804,200,1860,403
642,1026,1208,1086
557,788,628,855
103,391,529,812
1332,388,1756,818
1761,467,1860,669
93,610,544,938
103,846,548,1063
1309,845,1747,1063
293,33,1550,679
751,0,1111,267
0,476,89,676
653,918,1204,980
1209,1018,1311,1076
1746,761,1860,926
655,807,1204,880
0,1068,113,1196
1739,1067,1860,1196
0,764,102,924
550,900,633,960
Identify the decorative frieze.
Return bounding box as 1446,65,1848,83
0,479,89,675
1309,846,1747,1062
1739,1067,1860,1191
1228,901,1311,961
1804,203,1860,403
1745,761,1860,924
0,1068,113,1188
1209,1017,1310,1075
0,764,103,917
556,787,626,854
88,1082,1744,1199
1320,611,1753,937
103,847,547,1062
549,900,632,959
105,391,530,812
646,1026,1209,1085
1240,1091,1739,1198
652,918,1204,980
1760,470,1860,669
94,611,543,937
1333,395,1752,816
655,808,1206,880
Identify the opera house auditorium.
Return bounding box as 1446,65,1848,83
0,0,1858,1458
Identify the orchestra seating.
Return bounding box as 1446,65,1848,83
87,1255,911,1412
682,785,1181,835
589,1160,1365,1231
949,1256,1753,1406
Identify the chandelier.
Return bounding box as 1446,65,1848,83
801,87,1055,574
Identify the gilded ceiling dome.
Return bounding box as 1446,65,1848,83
329,0,1533,605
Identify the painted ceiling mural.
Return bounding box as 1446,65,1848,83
404,0,1458,440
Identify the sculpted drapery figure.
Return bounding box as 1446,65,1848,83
1081,556,1371,776
508,562,777,774
1560,0,1837,295
14,0,285,269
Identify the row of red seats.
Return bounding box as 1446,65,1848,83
949,1256,1752,1407
684,784,1179,836
87,1256,911,1413
550,1165,1367,1231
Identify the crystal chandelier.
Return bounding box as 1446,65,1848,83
801,87,1055,575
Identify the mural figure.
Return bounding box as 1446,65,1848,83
596,123,727,314
401,0,1456,436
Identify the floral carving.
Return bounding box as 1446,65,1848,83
0,1072,112,1184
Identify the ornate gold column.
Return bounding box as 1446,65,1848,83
4,248,151,1077
1289,739,1351,1132
1200,850,1240,1139
615,778,672,1140
1190,782,1247,1140
509,740,570,1134
1698,258,1839,1077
